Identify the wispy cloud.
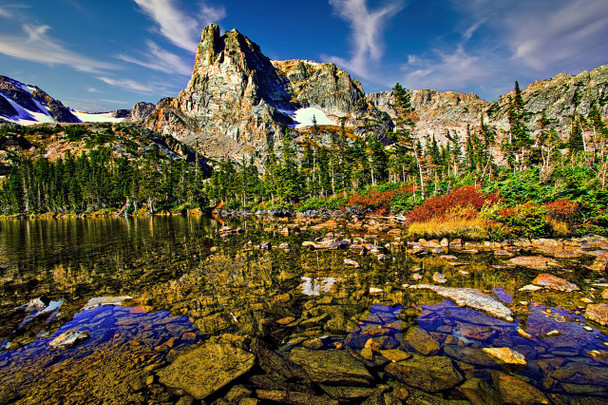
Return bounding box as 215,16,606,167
506,0,608,71
0,8,11,18
0,23,117,73
98,77,156,93
400,22,500,94
133,0,225,52
324,0,404,79
398,0,608,99
117,41,193,76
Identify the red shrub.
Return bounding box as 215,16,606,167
545,199,581,222
346,185,410,212
407,186,500,223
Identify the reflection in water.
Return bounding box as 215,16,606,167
1,217,607,403
300,277,339,296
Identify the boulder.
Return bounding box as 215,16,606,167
385,354,463,393
157,343,256,400
459,378,501,405
531,273,579,292
585,303,608,325
482,347,526,366
344,259,361,268
403,327,440,355
287,348,373,385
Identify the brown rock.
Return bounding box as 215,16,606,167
385,354,463,393
482,347,527,366
589,252,608,271
379,349,412,362
287,348,373,385
459,378,501,405
492,371,549,405
157,343,256,400
508,256,559,270
532,273,579,292
403,327,440,355
585,303,608,325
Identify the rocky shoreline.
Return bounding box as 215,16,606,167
2,215,608,404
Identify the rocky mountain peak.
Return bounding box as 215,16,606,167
145,24,382,161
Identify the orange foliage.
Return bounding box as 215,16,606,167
545,199,580,222
345,185,411,212
407,186,500,223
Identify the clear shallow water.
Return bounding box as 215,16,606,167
1,217,607,403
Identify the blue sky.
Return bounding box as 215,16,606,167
1,0,607,112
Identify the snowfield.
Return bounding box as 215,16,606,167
72,111,126,124
280,107,338,129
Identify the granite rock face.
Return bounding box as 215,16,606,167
145,24,391,160
129,102,155,122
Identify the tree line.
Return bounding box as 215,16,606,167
1,82,607,215
0,147,207,214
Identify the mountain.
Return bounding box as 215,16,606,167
368,65,608,147
145,24,392,160
0,75,81,125
0,76,156,126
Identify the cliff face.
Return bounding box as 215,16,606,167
145,25,388,160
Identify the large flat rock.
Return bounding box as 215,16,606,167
287,348,373,385
385,354,463,393
157,343,255,400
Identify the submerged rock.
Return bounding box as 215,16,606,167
287,348,373,385
403,326,440,355
459,378,501,405
385,354,463,393
157,343,256,400
432,272,447,284
531,274,579,292
83,296,133,310
49,330,90,349
410,285,513,321
491,371,549,404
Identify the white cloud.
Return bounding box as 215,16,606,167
324,0,404,79
0,23,117,73
117,41,193,76
450,0,608,72
0,8,11,18
98,77,156,93
133,0,225,52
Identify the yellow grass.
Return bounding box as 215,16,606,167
406,216,490,240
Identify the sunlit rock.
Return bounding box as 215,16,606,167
157,343,255,400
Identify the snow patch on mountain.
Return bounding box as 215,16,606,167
280,107,338,129
72,111,126,123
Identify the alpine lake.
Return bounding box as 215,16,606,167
1,215,608,405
